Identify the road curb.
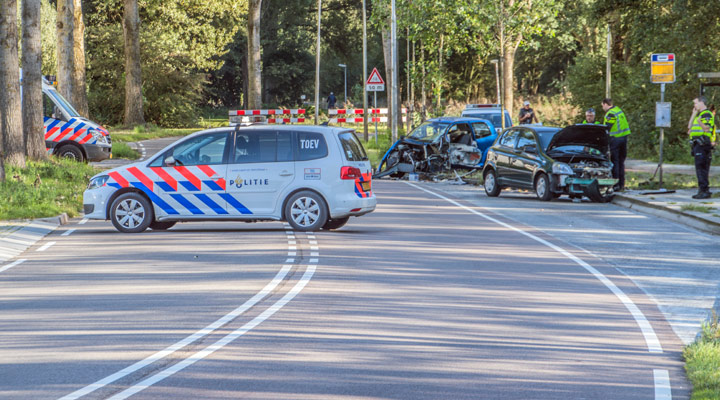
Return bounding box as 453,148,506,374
0,213,68,264
612,195,720,235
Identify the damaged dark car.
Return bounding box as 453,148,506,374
482,124,617,202
375,117,498,179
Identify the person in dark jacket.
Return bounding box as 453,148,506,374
327,92,337,109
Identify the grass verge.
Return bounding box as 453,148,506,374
0,159,98,220
685,314,720,400
111,142,140,160
625,172,720,191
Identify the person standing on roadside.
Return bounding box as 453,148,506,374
327,92,337,109
582,108,601,124
602,98,631,191
687,96,715,199
518,101,538,124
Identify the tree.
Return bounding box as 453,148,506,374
71,0,88,117
56,0,74,102
247,0,262,109
22,0,47,160
123,0,144,126
1,0,25,174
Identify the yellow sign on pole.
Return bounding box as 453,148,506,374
651,53,675,84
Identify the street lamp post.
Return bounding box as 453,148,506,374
490,59,500,105
338,63,347,106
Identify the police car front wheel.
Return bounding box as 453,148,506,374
285,191,328,232
110,193,153,233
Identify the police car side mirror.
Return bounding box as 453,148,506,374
164,156,177,167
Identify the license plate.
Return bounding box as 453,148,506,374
361,182,371,191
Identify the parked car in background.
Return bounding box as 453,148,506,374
375,117,498,179
461,104,513,133
482,124,617,202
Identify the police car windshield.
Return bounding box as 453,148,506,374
47,88,81,118
463,112,511,128
408,121,450,142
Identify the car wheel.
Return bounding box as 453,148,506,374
285,191,328,232
322,216,350,230
56,145,84,162
483,169,501,197
149,221,176,230
110,193,153,233
534,173,553,201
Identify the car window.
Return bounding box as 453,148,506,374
515,130,536,150
161,132,229,166
462,112,512,128
296,131,328,161
277,131,293,162
234,131,277,164
338,131,368,161
472,122,492,138
498,130,519,147
42,93,64,120
448,123,473,145
408,121,450,142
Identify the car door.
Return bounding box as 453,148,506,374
147,131,231,217
224,129,295,216
471,121,496,166
494,129,519,185
513,129,541,189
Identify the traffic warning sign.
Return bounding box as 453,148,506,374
366,68,385,92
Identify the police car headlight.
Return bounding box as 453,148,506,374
87,175,109,190
91,130,108,144
552,162,574,175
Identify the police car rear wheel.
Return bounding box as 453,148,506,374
285,191,328,232
322,217,349,230
56,145,84,162
110,193,153,233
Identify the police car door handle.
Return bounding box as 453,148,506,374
279,170,293,176
209,175,222,180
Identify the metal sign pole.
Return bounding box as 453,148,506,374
659,83,665,188
374,92,378,145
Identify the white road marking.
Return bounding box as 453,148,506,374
0,259,26,273
61,229,76,237
285,258,295,263
78,218,89,225
59,265,294,400
309,258,318,263
311,252,319,257
36,242,56,252
654,369,672,400
289,246,297,250
288,252,297,256
310,246,319,250
288,241,297,245
407,182,663,354
309,241,318,245
108,265,317,400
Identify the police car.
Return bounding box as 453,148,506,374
461,104,513,134
83,125,376,233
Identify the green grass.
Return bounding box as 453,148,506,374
625,171,720,191
681,204,715,213
109,125,199,143
0,160,98,220
685,314,720,399
111,142,140,160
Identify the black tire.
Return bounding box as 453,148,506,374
483,169,501,197
56,145,84,162
149,221,176,230
284,190,328,231
534,173,553,201
322,216,350,230
110,192,153,233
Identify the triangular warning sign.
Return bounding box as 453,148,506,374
367,68,385,85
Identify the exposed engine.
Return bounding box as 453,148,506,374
570,159,612,180
376,138,482,178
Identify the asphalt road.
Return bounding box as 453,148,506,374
0,180,697,399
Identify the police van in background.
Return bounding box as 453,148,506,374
83,125,376,233
461,104,513,134
22,71,112,162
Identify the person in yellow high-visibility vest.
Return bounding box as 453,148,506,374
602,98,631,191
687,95,715,199
582,108,601,124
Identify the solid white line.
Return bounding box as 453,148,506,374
36,241,56,252
59,264,293,400
654,369,672,400
61,229,76,237
78,218,89,225
0,259,26,273
406,182,663,354
108,265,316,400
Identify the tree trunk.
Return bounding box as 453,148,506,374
502,38,517,116
123,0,145,126
22,0,46,161
56,0,74,102
247,0,262,109
71,0,88,117
1,0,25,170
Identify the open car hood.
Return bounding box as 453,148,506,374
546,124,609,153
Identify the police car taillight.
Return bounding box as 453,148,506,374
341,166,362,180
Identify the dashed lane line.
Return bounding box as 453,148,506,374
36,241,56,252
0,259,26,273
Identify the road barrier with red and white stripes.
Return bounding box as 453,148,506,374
328,108,406,124
229,109,306,125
